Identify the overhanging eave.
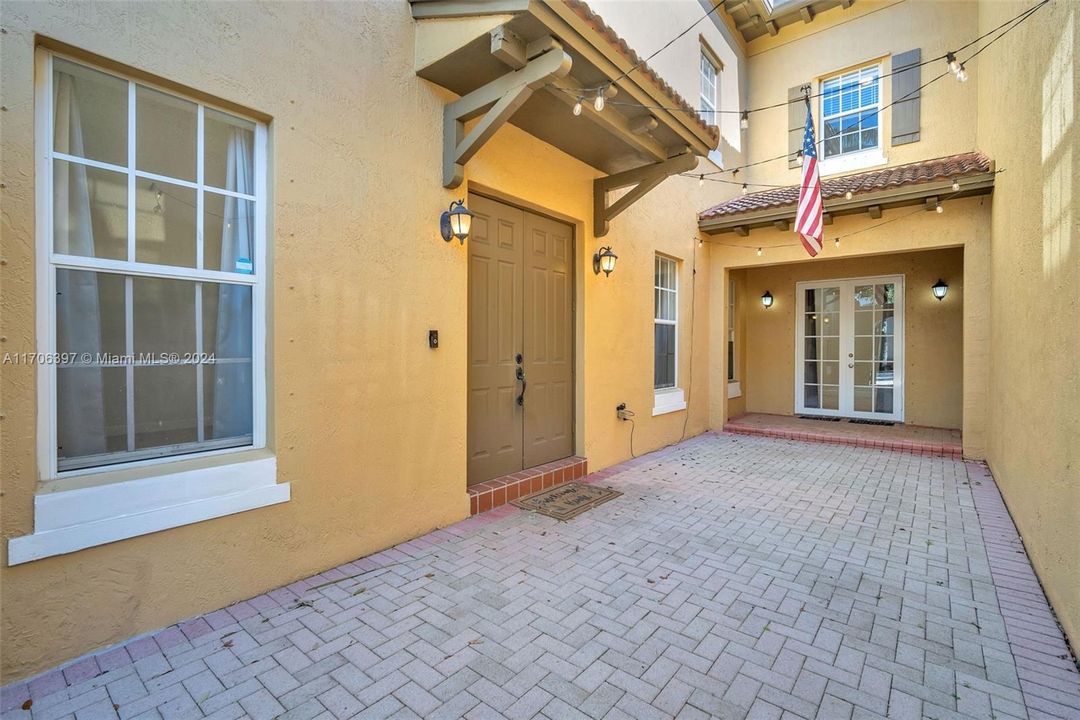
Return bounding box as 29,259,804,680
699,173,995,237
410,0,717,178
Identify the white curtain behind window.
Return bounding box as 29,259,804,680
211,129,254,439
54,71,106,457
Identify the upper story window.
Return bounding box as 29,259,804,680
699,51,719,120
41,54,267,474
654,255,678,390
821,64,881,159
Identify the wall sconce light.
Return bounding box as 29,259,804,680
931,279,949,301
440,199,473,244
593,246,618,276
761,290,774,309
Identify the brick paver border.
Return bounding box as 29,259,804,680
966,462,1080,719
725,420,963,459
466,456,587,516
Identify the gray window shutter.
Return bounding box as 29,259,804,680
891,49,921,145
788,85,805,169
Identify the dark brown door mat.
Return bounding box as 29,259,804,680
511,482,622,521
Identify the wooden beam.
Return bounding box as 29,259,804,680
546,79,668,162
822,212,833,226
737,14,764,31
839,0,855,8
765,20,779,36
443,45,572,187
800,6,815,23
490,26,526,69
594,150,696,237
772,219,789,231
925,196,939,211
628,115,658,135
868,205,882,219
734,226,750,237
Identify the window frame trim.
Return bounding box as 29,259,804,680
653,254,679,392
819,61,883,161
698,49,720,118
34,48,270,482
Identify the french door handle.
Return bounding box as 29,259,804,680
516,366,526,406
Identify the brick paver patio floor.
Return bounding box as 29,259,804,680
4,433,1079,720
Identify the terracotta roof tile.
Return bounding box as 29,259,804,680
699,151,993,221
563,0,720,144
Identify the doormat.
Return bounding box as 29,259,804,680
512,482,622,521
797,415,842,422
848,418,895,426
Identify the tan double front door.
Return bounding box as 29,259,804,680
467,194,574,485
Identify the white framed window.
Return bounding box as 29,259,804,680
42,54,266,473
11,50,285,565
699,50,719,120
821,64,881,160
654,255,678,391
653,255,685,416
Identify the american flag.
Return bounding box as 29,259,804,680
795,103,823,257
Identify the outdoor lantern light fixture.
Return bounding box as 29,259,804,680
593,246,618,276
440,199,473,244
761,290,774,309
931,279,949,301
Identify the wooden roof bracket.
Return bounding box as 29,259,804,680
593,149,697,237
442,39,572,188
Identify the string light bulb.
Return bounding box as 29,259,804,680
951,178,960,191
572,98,583,116
844,191,853,200
741,183,749,195
795,151,804,167
594,87,606,112
834,237,840,247
935,203,944,214
956,64,968,82
740,111,749,130
756,247,763,256
699,174,705,187
946,52,961,75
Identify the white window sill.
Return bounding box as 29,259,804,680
8,452,288,565
728,381,742,399
652,388,687,416
819,149,887,177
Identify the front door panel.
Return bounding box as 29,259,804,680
467,194,574,485
795,276,904,421
522,211,574,468
467,195,524,484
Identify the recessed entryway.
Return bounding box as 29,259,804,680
467,193,574,486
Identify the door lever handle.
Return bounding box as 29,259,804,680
516,366,526,406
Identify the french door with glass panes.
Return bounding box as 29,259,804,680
795,276,904,421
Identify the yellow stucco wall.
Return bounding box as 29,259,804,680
742,0,980,189
706,195,990,455
975,0,1080,648
0,1,721,680
737,248,964,429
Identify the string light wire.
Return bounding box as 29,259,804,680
561,0,1047,120
694,1,1043,181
